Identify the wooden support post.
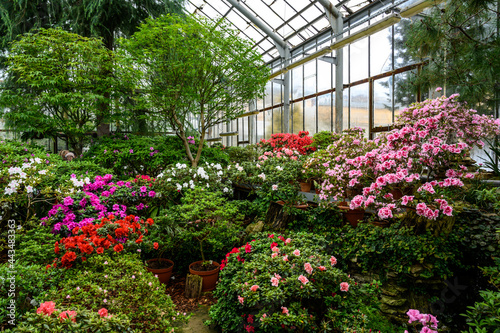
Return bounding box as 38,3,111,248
184,274,203,299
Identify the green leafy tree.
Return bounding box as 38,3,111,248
0,28,124,154
123,14,270,167
405,0,500,115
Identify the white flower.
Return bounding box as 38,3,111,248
276,166,283,171
258,173,266,181
38,170,47,175
34,157,41,164
26,185,34,193
206,183,210,188
4,187,15,195
223,187,229,193
22,163,31,169
237,166,244,172
167,178,172,182
176,184,183,191
183,182,188,188
19,172,27,179
272,184,278,191
157,172,164,178
256,164,261,168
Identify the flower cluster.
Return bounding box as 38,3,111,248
36,301,111,324
257,131,316,155
405,309,439,333
42,174,157,233
210,232,377,332
317,94,500,221
51,214,153,268
2,157,53,196
157,162,232,194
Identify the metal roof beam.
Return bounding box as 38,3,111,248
225,0,289,57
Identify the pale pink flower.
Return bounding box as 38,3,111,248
271,246,280,253
330,256,337,266
283,255,289,262
270,277,279,287
340,282,349,292
298,275,309,284
260,313,267,321
281,306,289,316
272,184,278,191
304,262,313,274
293,249,300,256
238,295,244,304
274,273,281,280
271,252,278,258
285,238,291,244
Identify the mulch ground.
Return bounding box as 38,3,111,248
164,273,217,314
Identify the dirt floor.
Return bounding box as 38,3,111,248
165,273,218,332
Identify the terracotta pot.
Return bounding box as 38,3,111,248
145,258,174,284
299,181,312,192
189,260,220,292
338,203,365,228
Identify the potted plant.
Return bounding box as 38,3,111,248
142,211,180,284
177,187,241,291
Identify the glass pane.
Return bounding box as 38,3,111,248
318,93,332,132
272,107,283,134
272,82,283,105
292,66,303,99
304,60,316,96
374,77,393,127
291,101,303,134
370,27,393,76
304,97,317,134
242,116,249,141
394,19,417,69
350,37,368,82
343,88,349,130
257,111,265,142
350,83,369,136
265,82,272,108
394,71,417,117
318,54,332,92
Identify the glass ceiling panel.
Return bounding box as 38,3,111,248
188,0,409,63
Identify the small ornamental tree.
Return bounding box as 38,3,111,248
122,14,270,167
0,28,127,155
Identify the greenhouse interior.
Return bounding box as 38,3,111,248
1,0,500,332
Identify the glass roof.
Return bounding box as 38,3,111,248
185,0,373,63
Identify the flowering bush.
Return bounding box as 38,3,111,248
83,134,229,179
12,302,132,332
404,309,439,333
209,232,385,332
257,131,316,155
306,127,374,193
41,174,161,234
51,214,153,268
42,254,186,332
156,161,232,197
318,94,500,223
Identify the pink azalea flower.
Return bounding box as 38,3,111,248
340,282,349,292
270,277,279,287
298,275,309,284
330,256,337,266
250,285,259,292
304,262,313,274
238,295,244,305
281,306,289,316
293,249,300,256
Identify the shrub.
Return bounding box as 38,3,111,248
209,232,384,332
6,303,132,332
257,131,316,155
83,134,229,178
44,254,186,332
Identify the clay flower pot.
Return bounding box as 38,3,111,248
145,258,174,284
338,202,365,228
189,260,220,292
299,181,312,193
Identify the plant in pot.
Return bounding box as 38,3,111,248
316,128,375,227
253,149,308,210
177,187,241,291
142,210,180,284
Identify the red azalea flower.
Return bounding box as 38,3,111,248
153,242,159,250
96,247,104,254
113,244,124,252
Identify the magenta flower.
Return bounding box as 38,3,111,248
63,197,74,206
140,186,147,193
148,191,156,197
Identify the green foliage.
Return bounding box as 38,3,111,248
174,188,244,261
308,131,341,150
287,206,344,234
225,145,261,164
209,232,385,332
122,14,270,167
480,140,500,177
0,263,66,324
7,306,132,333
461,290,500,333
83,134,228,178
44,254,185,332
405,0,500,113
15,226,59,266
335,222,463,281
